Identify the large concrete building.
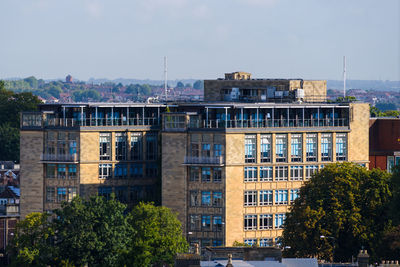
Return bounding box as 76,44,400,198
20,72,370,251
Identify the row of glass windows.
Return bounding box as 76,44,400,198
189,167,222,182
45,132,78,158
98,163,158,179
189,239,223,250
244,238,280,247
244,213,286,230
45,164,77,179
98,185,155,203
46,187,77,203
244,165,320,182
99,132,157,161
189,214,223,231
245,133,347,163
244,189,299,206
189,143,223,157
190,191,223,207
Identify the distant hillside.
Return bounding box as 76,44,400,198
327,80,400,91
87,78,199,87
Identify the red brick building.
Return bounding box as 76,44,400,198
369,118,400,172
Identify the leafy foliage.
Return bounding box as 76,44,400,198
9,212,55,266
282,163,392,262
0,81,41,162
122,202,188,266
193,80,204,90
9,197,187,266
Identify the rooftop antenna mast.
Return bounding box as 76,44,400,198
343,56,346,98
164,56,167,101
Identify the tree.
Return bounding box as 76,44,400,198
54,196,130,266
193,80,203,90
9,212,55,266
282,163,392,262
0,123,19,161
122,202,188,266
176,81,184,88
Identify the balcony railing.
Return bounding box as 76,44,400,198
41,153,79,162
184,156,224,165
192,118,348,129
42,117,160,128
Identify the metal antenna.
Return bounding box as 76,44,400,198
164,56,167,101
343,56,346,98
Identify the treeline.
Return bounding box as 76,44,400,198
0,81,41,162
9,198,187,266
371,106,400,117
283,163,400,262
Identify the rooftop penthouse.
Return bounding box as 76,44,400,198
21,102,352,131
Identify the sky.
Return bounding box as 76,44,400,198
0,0,399,81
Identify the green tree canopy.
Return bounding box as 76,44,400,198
282,163,392,262
54,196,129,266
193,80,204,90
122,202,188,266
176,81,184,88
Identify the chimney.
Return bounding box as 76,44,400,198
357,250,369,267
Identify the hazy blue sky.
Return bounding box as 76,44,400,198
0,0,399,81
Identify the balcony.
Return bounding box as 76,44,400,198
41,153,79,162
184,156,224,165
44,117,160,128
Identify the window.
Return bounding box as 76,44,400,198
275,166,288,181
214,144,222,157
259,166,273,181
130,163,143,178
99,133,111,160
244,239,257,246
145,163,158,177
213,216,222,231
260,134,271,162
202,215,211,231
98,187,112,200
213,192,222,207
68,187,77,202
245,135,256,163
190,191,200,206
291,134,302,162
244,191,257,206
68,164,77,179
190,167,200,182
213,239,223,247
290,189,299,203
58,164,66,179
202,191,211,206
115,132,127,160
46,164,56,178
388,156,395,173
244,215,257,230
306,134,317,162
259,214,273,230
213,168,222,182
99,164,112,179
290,166,303,181
146,133,157,160
259,190,273,205
189,214,201,231
57,187,67,202
202,143,211,157
201,167,211,182
115,186,128,202
190,143,199,157
275,134,287,162
259,238,273,247
244,167,257,182
336,133,347,161
275,214,286,229
46,187,55,202
130,133,142,160
305,165,318,179
321,133,332,161
275,190,288,205
130,186,144,202
114,163,127,179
